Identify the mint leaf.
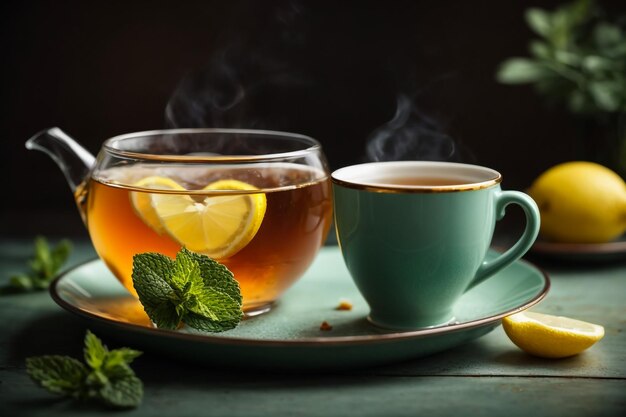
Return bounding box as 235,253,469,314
26,331,143,409
50,239,72,273
31,236,71,279
132,248,243,332
149,302,182,330
84,330,107,369
104,347,143,368
185,248,243,304
7,236,72,292
131,252,180,329
102,348,143,379
31,236,53,277
169,249,204,297
132,252,175,304
26,356,87,397
85,369,109,391
185,288,243,332
9,274,34,291
99,375,143,408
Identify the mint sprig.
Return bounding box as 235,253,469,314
9,236,72,291
26,330,143,408
132,248,243,332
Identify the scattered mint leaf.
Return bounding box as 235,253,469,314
104,347,143,369
99,375,143,408
84,330,107,369
9,274,34,291
26,330,143,409
26,356,87,397
131,247,243,332
8,236,72,292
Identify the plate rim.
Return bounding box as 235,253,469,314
50,254,550,347
532,237,626,255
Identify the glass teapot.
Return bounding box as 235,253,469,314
27,127,333,315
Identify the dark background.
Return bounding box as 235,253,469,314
1,0,624,238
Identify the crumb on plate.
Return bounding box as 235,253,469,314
320,320,333,331
336,299,353,311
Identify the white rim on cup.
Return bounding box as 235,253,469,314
331,161,502,193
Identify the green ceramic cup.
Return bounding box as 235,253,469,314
332,161,540,330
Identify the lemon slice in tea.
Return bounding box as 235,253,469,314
502,311,605,358
151,179,267,258
130,176,186,233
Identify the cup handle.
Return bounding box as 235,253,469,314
465,190,540,291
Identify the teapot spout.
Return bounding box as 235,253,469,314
26,127,96,192
26,128,96,224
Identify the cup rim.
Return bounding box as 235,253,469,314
331,161,502,193
102,128,322,163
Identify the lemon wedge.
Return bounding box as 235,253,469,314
130,176,186,233
502,311,605,358
150,179,267,258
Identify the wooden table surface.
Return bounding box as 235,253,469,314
1,238,625,417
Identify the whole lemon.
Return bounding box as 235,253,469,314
528,161,626,243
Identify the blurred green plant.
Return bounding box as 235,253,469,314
496,0,626,172
9,236,72,291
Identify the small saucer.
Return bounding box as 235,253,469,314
531,234,626,263
51,247,549,371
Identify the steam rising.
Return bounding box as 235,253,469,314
165,49,247,128
165,1,310,130
366,94,459,162
163,1,471,165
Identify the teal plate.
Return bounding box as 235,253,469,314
531,234,626,263
50,247,549,371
